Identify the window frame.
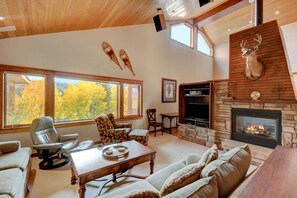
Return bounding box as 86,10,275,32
0,64,143,134
4,71,47,128
197,29,214,57
170,22,194,48
122,83,142,118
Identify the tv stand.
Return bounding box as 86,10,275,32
179,81,213,128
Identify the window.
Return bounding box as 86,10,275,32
54,77,119,122
197,31,213,56
123,83,141,117
170,23,193,47
5,72,45,126
0,65,143,132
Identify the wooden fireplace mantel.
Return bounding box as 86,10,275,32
222,99,297,104
239,146,297,197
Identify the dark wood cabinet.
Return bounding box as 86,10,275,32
179,81,213,128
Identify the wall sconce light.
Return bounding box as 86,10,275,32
102,41,122,70
119,49,135,76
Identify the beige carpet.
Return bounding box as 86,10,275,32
27,133,212,198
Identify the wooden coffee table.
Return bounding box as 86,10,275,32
70,140,156,198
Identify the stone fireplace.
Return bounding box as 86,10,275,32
178,80,297,163
231,108,282,148
214,80,297,149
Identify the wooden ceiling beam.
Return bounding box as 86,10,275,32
194,0,250,27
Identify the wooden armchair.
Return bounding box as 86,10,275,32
95,114,132,145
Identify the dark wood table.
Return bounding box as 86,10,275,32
160,112,178,134
70,140,156,198
239,146,297,197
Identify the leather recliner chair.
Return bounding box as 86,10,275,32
30,116,93,169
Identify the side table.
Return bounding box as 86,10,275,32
160,113,178,134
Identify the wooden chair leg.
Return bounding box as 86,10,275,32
154,126,156,137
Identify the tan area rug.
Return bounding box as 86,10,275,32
27,133,211,198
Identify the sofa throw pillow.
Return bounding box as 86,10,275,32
123,190,160,198
198,144,218,165
162,176,218,198
186,144,218,165
201,144,251,198
160,162,205,196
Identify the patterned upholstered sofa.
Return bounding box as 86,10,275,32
0,141,31,198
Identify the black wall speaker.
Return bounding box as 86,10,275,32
199,0,211,7
153,14,167,32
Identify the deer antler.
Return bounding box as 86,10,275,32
240,40,247,48
251,34,262,51
253,34,262,44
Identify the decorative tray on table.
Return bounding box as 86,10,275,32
102,145,129,159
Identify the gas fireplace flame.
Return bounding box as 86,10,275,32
244,123,270,135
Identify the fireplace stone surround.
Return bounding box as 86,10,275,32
213,80,297,148
178,80,297,164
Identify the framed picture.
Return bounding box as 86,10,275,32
162,78,177,103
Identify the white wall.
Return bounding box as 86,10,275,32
213,43,229,80
0,24,213,147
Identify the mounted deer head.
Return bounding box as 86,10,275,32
240,34,265,80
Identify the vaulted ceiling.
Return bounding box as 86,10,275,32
0,0,297,45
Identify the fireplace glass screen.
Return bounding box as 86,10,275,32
235,116,277,139
231,108,282,148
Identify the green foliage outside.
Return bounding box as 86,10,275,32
7,80,118,125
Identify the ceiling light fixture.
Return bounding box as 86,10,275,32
275,10,280,15
0,16,5,20
0,26,16,32
228,28,231,32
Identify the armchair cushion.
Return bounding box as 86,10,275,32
107,113,132,129
59,134,79,142
32,142,63,150
0,147,31,171
114,122,132,129
61,140,79,152
30,116,59,145
0,141,20,154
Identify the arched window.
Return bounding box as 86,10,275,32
170,23,193,47
197,30,213,56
